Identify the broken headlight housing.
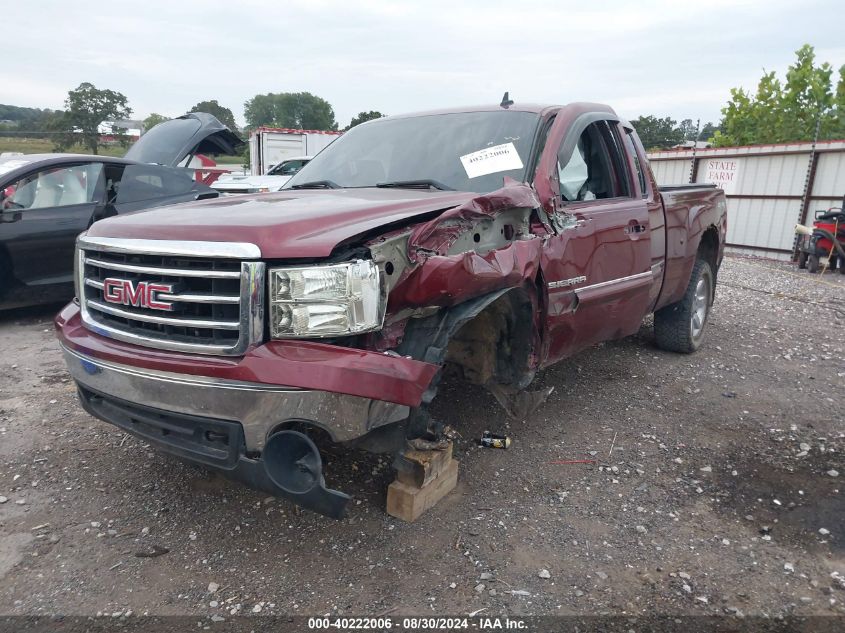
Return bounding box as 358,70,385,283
268,260,386,338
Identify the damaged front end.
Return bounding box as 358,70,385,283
57,180,554,519
354,180,554,456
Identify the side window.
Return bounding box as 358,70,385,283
115,164,197,205
1,164,103,211
557,135,590,201
624,130,648,198
556,121,631,202
600,123,631,197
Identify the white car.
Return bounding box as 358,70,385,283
211,156,311,194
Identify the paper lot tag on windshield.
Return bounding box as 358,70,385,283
460,142,524,179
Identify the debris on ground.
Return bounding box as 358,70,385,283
0,256,842,617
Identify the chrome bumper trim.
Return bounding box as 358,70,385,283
62,346,409,450
575,270,653,294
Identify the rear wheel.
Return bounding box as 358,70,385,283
654,258,713,354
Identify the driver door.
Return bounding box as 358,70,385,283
536,115,653,364
1,162,104,289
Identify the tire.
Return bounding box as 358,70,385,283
807,254,820,274
654,259,714,354
797,251,807,269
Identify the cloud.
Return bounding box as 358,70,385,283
2,0,843,127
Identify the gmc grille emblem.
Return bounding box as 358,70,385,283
102,278,175,311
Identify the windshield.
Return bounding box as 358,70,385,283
268,159,308,176
285,111,540,193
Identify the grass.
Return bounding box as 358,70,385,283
0,136,247,166
0,137,127,157
213,155,246,164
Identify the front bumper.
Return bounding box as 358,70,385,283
56,303,437,449
72,379,352,518
62,346,414,518
56,303,439,518
62,345,409,452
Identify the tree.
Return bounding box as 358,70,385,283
629,116,720,149
188,100,237,130
53,82,132,154
835,65,845,134
142,113,169,132
346,111,386,130
629,115,683,150
674,119,721,143
699,121,721,142
714,44,845,146
675,118,698,142
0,106,62,139
244,92,337,130
0,104,46,125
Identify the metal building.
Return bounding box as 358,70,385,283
648,140,845,259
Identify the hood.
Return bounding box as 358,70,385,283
86,188,478,258
125,113,244,167
212,174,292,191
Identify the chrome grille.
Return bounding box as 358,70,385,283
77,237,264,355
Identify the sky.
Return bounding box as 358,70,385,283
4,0,845,129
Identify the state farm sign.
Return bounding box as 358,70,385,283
702,158,741,195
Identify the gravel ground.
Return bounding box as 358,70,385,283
0,255,843,621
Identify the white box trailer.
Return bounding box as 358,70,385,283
250,128,342,176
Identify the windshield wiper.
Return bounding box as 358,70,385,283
376,179,455,191
290,180,341,189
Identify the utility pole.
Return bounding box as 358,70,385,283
792,110,823,259
688,119,701,183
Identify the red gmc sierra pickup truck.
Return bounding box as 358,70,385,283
55,101,727,518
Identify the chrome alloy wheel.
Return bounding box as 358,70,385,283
690,275,710,340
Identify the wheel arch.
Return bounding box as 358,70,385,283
397,282,543,400
697,225,720,302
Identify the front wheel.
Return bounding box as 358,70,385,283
797,251,807,269
807,254,820,273
654,259,714,354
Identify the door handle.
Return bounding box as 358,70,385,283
625,221,647,235
0,211,22,223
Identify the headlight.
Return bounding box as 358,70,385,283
74,232,87,300
269,260,385,338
